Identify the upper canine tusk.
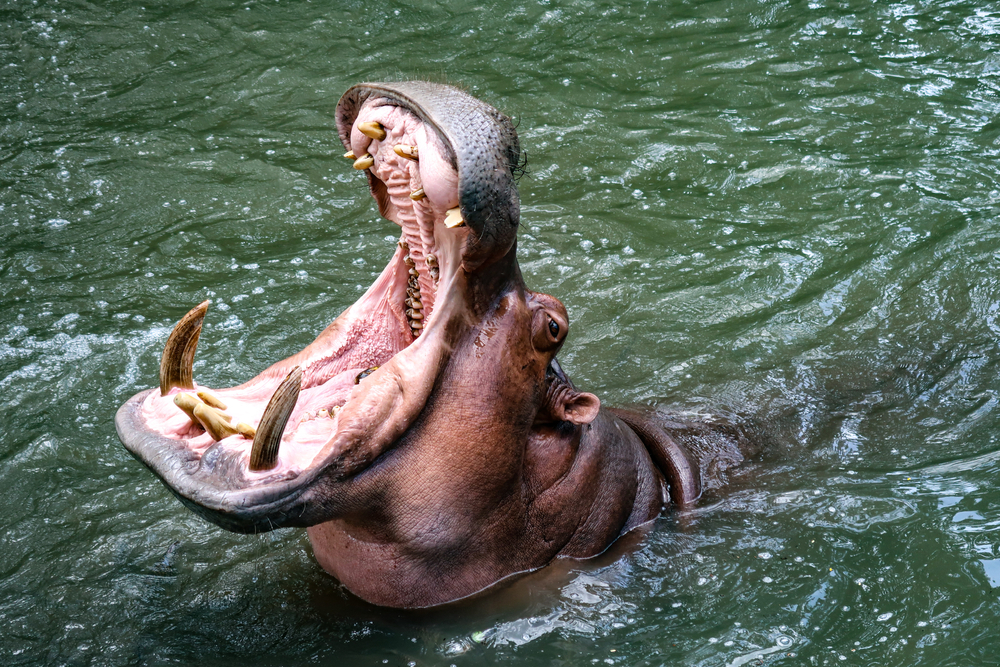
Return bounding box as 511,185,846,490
393,144,418,161
444,207,466,228
160,301,210,396
343,150,356,160
353,153,374,170
249,366,302,471
358,121,387,141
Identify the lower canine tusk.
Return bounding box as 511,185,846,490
249,366,302,471
160,301,210,396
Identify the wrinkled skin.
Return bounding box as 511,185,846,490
116,82,751,608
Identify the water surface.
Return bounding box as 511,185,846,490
3,0,1000,664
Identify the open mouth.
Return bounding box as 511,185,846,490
115,82,518,532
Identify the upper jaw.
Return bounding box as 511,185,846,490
337,81,522,271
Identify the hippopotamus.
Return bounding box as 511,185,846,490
115,81,751,608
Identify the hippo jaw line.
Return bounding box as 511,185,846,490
116,82,521,533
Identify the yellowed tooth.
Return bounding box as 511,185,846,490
411,321,424,330
444,207,466,228
407,309,424,320
173,392,203,423
394,144,418,161
353,153,375,170
343,150,356,160
317,408,329,419
236,421,256,439
196,390,227,410
410,299,423,309
194,403,238,441
409,188,426,201
425,254,437,267
355,366,379,384
358,121,387,141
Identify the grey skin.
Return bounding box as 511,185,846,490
116,82,752,609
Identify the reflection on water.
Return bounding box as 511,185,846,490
3,0,1000,664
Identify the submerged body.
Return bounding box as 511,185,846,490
116,82,750,608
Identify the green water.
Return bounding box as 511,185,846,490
3,0,1000,664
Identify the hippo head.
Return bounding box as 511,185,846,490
116,82,610,606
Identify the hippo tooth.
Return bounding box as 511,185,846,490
404,256,415,268
317,408,329,419
343,150,356,160
196,390,227,410
194,403,238,441
173,392,203,423
409,188,426,201
425,254,437,267
444,207,466,228
410,298,423,309
394,144,419,161
411,321,424,330
249,366,302,471
355,366,379,384
353,153,375,170
407,309,423,320
429,267,439,282
358,121,387,141
235,422,256,439
160,301,210,396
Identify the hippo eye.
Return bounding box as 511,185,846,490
548,319,560,338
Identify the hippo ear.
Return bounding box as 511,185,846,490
552,390,601,425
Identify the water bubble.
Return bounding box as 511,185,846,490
877,612,894,622
776,636,793,648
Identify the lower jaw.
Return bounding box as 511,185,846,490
137,229,457,482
